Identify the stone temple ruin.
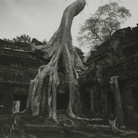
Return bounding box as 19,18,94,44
0,24,138,136
0,41,40,114
80,24,138,126
0,39,83,114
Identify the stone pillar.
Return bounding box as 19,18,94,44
110,76,124,125
2,86,14,114
90,87,94,113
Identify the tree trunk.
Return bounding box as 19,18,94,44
26,0,87,122
109,76,124,126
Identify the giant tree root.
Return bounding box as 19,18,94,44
68,114,103,122
109,76,137,135
109,117,137,136
25,0,88,123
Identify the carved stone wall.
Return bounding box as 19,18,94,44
0,40,83,113
82,25,138,124
0,40,42,113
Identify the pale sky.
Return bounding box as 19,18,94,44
0,0,138,53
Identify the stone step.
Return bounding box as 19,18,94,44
25,125,64,138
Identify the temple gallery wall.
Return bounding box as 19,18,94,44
0,24,138,125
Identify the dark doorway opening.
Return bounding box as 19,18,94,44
133,88,138,113
57,92,69,110
107,91,115,113
0,93,3,105
82,91,90,111
14,94,27,112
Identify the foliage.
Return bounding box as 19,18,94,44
3,34,31,44
3,38,14,43
42,39,47,45
77,2,131,48
13,34,31,43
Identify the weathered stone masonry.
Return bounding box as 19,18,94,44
0,40,42,113
0,40,83,114
81,25,138,125
0,25,138,126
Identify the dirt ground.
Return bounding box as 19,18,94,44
0,113,138,138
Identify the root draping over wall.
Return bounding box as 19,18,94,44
26,0,87,123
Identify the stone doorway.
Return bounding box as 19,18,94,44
133,88,138,113
107,90,115,114
57,92,69,110
13,94,27,112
